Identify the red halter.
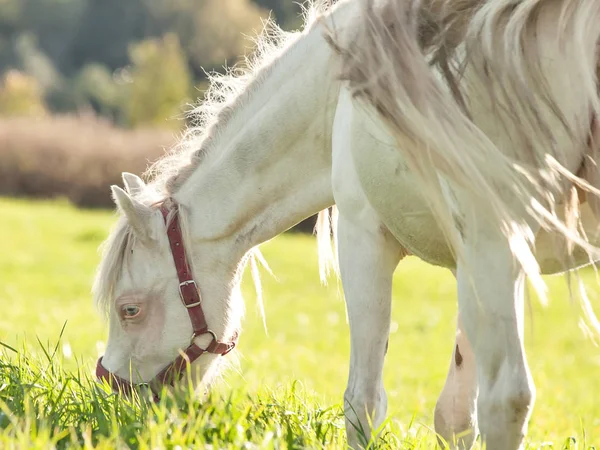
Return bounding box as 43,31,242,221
96,201,238,399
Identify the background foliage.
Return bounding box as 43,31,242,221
0,0,318,217
0,0,302,126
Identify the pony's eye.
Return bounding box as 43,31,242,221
121,304,141,319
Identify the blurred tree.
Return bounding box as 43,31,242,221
251,0,303,29
146,0,268,75
0,0,87,75
44,83,80,113
191,0,267,70
0,0,22,33
74,63,122,120
124,33,191,130
18,0,87,75
14,33,62,91
0,0,303,120
70,0,149,73
0,0,25,69
0,70,46,116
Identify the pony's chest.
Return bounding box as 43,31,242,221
334,91,455,268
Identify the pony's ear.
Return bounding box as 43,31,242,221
122,172,146,196
111,185,154,243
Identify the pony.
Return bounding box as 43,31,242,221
92,0,600,448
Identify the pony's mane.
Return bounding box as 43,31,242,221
417,0,484,113
145,1,333,196
94,1,339,315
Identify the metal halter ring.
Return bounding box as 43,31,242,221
191,329,218,345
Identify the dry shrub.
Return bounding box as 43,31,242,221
0,113,318,231
0,114,176,208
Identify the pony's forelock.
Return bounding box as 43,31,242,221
93,216,134,316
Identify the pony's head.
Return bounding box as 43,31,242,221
93,173,243,397
91,1,337,396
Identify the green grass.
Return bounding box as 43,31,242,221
0,196,599,448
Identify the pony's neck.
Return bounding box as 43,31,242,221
174,14,340,253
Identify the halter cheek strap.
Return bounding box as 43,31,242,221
96,201,238,399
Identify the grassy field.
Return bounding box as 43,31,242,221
1,196,599,449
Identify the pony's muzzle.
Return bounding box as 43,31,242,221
95,357,161,402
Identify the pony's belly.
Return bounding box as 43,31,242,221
349,106,456,268
343,95,600,273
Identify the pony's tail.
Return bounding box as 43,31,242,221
334,0,544,288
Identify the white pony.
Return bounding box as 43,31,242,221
93,0,600,449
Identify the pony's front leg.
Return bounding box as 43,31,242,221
434,310,478,449
338,213,404,449
458,229,535,450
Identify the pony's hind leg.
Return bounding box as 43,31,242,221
457,229,535,450
337,212,404,449
434,310,478,449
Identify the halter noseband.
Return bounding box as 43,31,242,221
96,201,238,399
